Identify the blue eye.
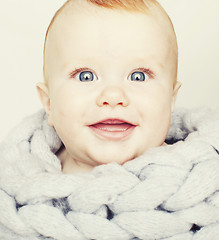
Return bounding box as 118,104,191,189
79,71,94,81
130,71,147,81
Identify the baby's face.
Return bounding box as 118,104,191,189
40,2,180,169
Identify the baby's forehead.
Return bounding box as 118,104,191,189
48,0,174,36
47,1,177,60
44,0,178,83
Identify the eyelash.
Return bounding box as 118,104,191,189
69,67,94,79
131,68,155,79
69,67,155,80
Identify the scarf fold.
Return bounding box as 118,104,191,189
0,107,219,240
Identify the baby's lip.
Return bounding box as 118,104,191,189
88,119,137,141
89,119,137,126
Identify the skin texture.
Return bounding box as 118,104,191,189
37,1,181,173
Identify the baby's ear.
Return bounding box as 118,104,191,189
36,82,53,126
171,81,181,112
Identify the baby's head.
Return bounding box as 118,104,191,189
37,0,181,173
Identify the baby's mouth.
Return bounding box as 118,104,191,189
88,119,137,141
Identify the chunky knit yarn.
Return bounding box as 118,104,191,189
0,107,219,240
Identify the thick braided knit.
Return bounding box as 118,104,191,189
0,107,219,240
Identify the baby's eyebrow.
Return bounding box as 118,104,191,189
60,58,98,72
157,62,164,69
61,62,70,72
62,60,163,68
136,56,164,67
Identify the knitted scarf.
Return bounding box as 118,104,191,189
0,107,219,240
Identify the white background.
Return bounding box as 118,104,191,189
0,0,219,142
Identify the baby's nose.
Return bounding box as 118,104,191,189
96,86,129,107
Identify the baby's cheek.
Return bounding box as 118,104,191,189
51,91,73,113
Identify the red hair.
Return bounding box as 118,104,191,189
86,0,158,12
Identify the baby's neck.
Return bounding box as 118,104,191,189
57,142,168,174
56,146,93,174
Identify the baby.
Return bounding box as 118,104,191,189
36,0,181,174
1,1,219,239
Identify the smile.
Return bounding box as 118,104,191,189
88,119,137,141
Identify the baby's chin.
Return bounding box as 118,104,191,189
94,155,135,166
60,139,168,173
89,142,167,166
89,148,143,167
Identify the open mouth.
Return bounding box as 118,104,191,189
88,119,137,141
